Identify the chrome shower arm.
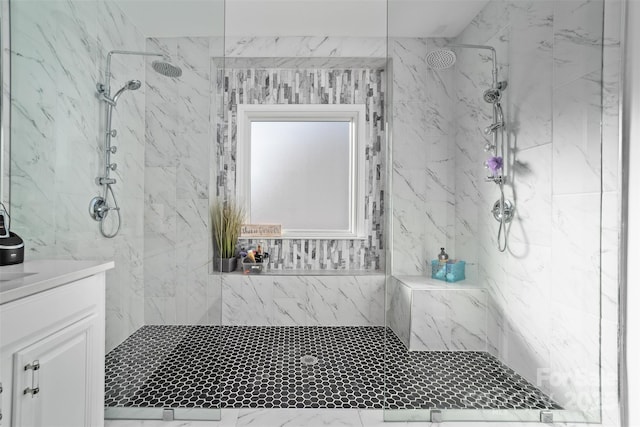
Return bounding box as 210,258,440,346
103,50,164,95
447,43,498,88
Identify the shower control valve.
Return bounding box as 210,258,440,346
109,129,117,138
89,196,108,221
492,199,514,223
109,146,117,154
484,142,495,152
109,163,118,171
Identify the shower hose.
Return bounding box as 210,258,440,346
497,179,508,252
99,183,121,238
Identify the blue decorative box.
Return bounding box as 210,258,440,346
430,260,466,282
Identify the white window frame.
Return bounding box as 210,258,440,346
236,104,367,239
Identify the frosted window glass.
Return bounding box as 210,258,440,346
250,121,350,230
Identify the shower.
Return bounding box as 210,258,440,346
89,50,182,238
425,48,457,70
427,44,513,252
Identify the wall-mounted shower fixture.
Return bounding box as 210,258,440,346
492,199,514,223
90,50,183,238
484,122,504,135
483,82,507,104
425,49,457,70
426,43,513,252
98,79,141,106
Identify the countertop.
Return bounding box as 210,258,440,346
0,259,115,305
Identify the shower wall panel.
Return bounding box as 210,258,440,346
390,38,456,277
143,36,215,325
389,0,619,421
143,36,388,325
599,2,623,425
9,0,146,352
448,0,618,421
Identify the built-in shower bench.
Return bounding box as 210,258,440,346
387,275,488,351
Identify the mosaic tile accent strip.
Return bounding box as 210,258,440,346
105,325,561,410
214,66,386,270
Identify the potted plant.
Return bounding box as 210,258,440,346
210,200,244,272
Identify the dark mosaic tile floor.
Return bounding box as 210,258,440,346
104,325,561,410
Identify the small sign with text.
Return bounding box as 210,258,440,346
240,224,282,238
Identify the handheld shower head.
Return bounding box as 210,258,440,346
126,80,142,90
110,79,141,105
483,88,502,104
426,49,457,70
97,79,141,106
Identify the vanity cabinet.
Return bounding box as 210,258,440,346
0,272,106,427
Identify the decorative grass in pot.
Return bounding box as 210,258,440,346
211,201,244,272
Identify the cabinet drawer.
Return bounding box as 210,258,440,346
0,273,104,350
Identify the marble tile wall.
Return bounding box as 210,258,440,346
144,37,388,325
9,0,146,352
447,0,616,420
387,277,487,351
221,274,385,326
386,276,412,348
215,66,385,271
389,0,619,422
410,287,487,351
224,37,386,59
549,1,615,420
143,36,217,326
1,0,9,206
389,37,456,276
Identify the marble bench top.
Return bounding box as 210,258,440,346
394,275,484,290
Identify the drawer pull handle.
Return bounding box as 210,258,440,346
24,360,40,398
23,387,39,396
24,361,40,371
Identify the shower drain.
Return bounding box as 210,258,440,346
300,355,319,366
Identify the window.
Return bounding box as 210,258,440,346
236,104,366,239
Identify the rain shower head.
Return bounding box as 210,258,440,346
101,50,182,97
152,60,182,78
426,49,457,70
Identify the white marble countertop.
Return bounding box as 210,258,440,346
0,259,115,305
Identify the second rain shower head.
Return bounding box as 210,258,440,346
426,49,457,70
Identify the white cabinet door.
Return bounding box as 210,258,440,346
12,315,97,427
